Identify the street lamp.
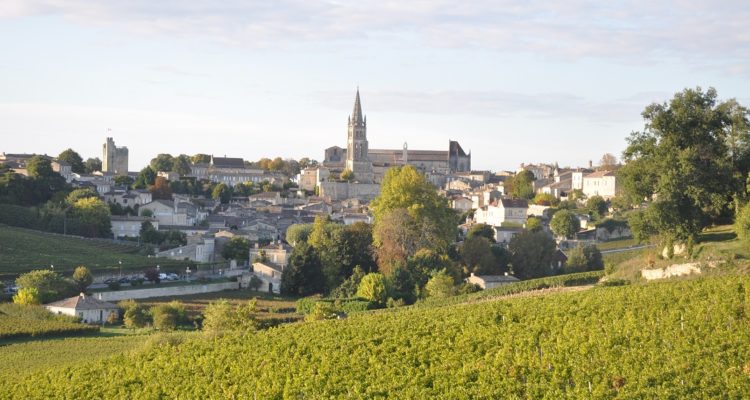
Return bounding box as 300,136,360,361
118,260,122,278
185,267,191,282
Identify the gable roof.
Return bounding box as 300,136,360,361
211,156,245,169
500,198,529,208
45,293,117,310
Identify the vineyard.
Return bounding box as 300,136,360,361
4,274,750,398
0,225,192,280
0,304,98,340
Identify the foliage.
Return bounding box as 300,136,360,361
222,237,250,261
461,236,507,275
371,166,456,265
202,299,257,336
16,270,76,303
356,273,388,305
83,157,102,173
285,223,314,245
585,195,608,218
0,303,98,340
340,169,354,182
526,216,542,232
532,192,559,206
149,177,173,200
66,188,99,205
211,183,232,204
599,153,618,170
281,242,324,296
57,148,85,173
151,301,187,331
508,231,558,279
510,170,535,200
123,303,151,329
466,223,495,241
618,87,750,242
424,271,455,299
134,166,156,189
550,209,580,239
13,287,41,305
736,202,750,243
69,197,111,238
564,245,604,273
330,266,366,299
150,154,175,172
72,266,93,292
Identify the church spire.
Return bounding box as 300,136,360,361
351,87,364,126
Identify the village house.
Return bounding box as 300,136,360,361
250,262,282,293
474,198,529,227
156,236,215,263
451,196,473,212
249,241,291,267
45,293,118,324
582,170,617,199
111,215,158,238
466,273,520,289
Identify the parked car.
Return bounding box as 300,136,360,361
166,273,179,281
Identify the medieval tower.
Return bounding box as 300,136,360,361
345,89,374,183
102,137,129,176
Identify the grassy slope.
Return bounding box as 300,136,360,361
6,275,750,399
0,225,192,280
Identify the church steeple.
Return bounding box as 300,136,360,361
351,87,364,127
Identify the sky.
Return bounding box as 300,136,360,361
0,1,748,172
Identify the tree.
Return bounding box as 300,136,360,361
269,157,285,172
123,303,150,329
13,287,41,305
466,223,495,242
735,202,750,243
66,188,99,205
532,193,559,207
72,266,93,292
84,157,102,173
150,177,173,200
57,148,85,173
16,270,76,303
139,221,161,244
371,165,456,254
281,242,324,296
144,267,161,284
424,271,455,299
508,231,557,279
599,153,618,170
134,166,156,188
286,223,314,245
341,169,355,182
550,210,580,239
331,266,366,298
564,244,603,273
461,236,505,275
526,216,543,232
618,87,748,243
172,154,192,176
26,156,54,178
356,273,388,305
151,301,186,331
114,175,134,187
211,183,232,204
70,197,111,238
511,170,535,200
406,248,457,292
202,299,257,336
586,195,608,218
222,237,250,261
191,154,211,164
150,154,174,172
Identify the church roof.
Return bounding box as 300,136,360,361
351,88,364,126
211,156,245,169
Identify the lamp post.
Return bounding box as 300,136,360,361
118,260,122,278
185,267,191,282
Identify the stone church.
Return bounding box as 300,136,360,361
317,89,472,201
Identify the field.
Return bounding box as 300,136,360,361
136,289,303,325
0,303,99,340
0,225,193,280
4,274,750,398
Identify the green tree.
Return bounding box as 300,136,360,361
150,154,174,172
508,231,557,280
57,148,85,173
424,271,455,299
461,236,504,275
341,169,355,182
151,301,186,331
735,202,750,243
123,303,150,329
286,223,314,245
618,87,748,243
66,188,98,205
139,221,161,244
222,237,250,261
134,166,156,188
331,266,366,298
564,244,603,273
114,175,134,187
526,216,543,232
586,195,608,218
212,183,232,204
83,157,102,173
70,197,111,238
72,266,93,292
510,170,535,200
550,209,580,239
466,223,495,242
26,156,54,178
191,154,211,164
281,242,324,296
356,273,388,305
202,299,257,336
532,193,559,206
172,154,192,176
16,270,75,303
13,287,41,305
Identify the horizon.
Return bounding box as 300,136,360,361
1,2,749,171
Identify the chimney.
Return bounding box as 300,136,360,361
588,160,593,168
79,292,85,299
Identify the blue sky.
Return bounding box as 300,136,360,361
1,1,748,171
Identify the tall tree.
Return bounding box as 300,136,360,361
191,154,211,164
510,170,535,200
508,231,557,280
281,242,324,296
599,153,618,170
172,154,192,176
150,177,173,200
84,157,102,173
57,149,85,173
134,166,156,188
619,87,748,243
550,209,581,239
150,154,174,172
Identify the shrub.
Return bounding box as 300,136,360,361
295,296,321,314
735,202,750,243
123,303,150,329
151,302,185,331
356,273,387,305
72,266,93,292
424,271,455,299
108,281,121,290
13,287,41,305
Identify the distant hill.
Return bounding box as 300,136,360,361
0,225,192,280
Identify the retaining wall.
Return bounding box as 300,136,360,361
94,281,240,301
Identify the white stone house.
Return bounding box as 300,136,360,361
451,196,473,212
156,237,215,263
475,198,528,227
251,262,282,293
466,273,520,289
45,293,118,324
582,170,617,199
111,215,158,238
249,241,291,267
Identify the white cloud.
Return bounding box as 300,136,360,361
1,0,748,70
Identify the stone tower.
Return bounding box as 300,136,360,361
102,137,129,176
345,89,374,183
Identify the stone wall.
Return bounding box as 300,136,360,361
94,281,240,301
641,263,701,280
319,181,380,201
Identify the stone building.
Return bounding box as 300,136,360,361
102,137,128,176
45,293,118,324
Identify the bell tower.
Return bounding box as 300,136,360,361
345,88,374,183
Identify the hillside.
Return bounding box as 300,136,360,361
0,225,192,280
5,274,750,398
